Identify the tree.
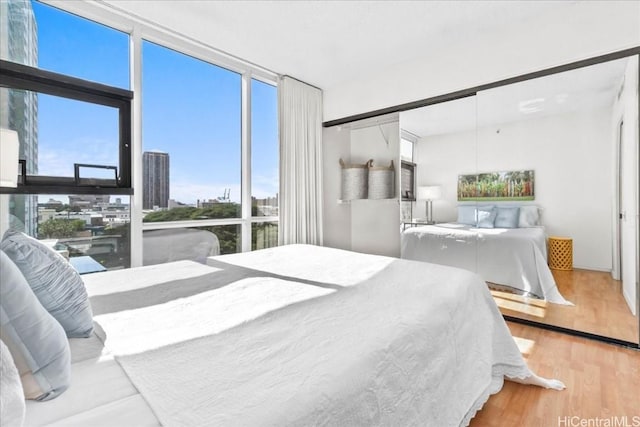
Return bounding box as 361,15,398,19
143,203,242,222
143,204,247,254
38,219,85,239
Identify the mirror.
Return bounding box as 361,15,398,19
400,54,639,345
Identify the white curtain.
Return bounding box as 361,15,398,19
278,76,323,246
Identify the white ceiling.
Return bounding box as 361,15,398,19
401,56,631,137
96,0,580,90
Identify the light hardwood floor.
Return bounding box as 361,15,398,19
470,322,640,426
490,269,638,343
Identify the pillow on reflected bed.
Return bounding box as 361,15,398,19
1,230,94,338
457,205,477,225
0,250,71,401
518,205,541,227
495,206,520,228
476,206,497,228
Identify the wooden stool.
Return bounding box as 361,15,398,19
548,236,573,270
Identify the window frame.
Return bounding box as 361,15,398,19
0,59,133,195
400,161,416,202
3,1,280,266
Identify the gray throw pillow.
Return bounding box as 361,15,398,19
457,205,476,225
0,250,71,401
495,206,520,228
1,230,94,338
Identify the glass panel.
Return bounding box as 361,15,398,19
251,79,279,217
400,138,414,162
476,56,639,344
142,224,240,265
32,194,130,271
400,96,478,226
142,40,241,218
1,88,120,233
0,1,129,88
5,90,120,178
252,221,278,251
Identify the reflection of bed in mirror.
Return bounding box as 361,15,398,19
401,222,571,305
398,52,639,344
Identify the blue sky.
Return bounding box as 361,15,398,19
33,1,278,204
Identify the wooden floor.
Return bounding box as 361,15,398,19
490,268,638,343
470,322,640,426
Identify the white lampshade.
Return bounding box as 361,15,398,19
417,185,442,200
0,129,20,188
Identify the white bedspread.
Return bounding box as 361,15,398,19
401,223,571,305
87,244,563,427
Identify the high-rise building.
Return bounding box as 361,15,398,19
143,151,170,209
0,0,38,236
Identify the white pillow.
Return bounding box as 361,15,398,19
0,339,25,427
518,205,541,227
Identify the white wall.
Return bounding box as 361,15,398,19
323,2,640,122
415,107,613,271
322,125,351,251
349,122,400,257
322,121,401,257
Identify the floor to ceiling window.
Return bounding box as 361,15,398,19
141,41,243,257
251,79,279,250
1,0,279,268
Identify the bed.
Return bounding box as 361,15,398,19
23,244,563,427
401,223,571,305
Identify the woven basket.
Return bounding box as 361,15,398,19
368,160,395,199
340,158,370,200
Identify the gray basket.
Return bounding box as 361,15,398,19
340,158,370,200
368,160,395,199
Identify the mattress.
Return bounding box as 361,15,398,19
401,223,571,304
24,334,159,427
24,245,563,426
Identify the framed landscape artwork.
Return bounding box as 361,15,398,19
458,170,535,201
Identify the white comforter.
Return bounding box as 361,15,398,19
85,244,562,427
401,223,571,305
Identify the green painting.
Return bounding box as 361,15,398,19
458,170,534,201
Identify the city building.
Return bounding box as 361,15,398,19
142,151,169,209
196,199,221,209
0,0,37,235
68,195,110,209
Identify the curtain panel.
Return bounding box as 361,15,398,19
278,76,323,246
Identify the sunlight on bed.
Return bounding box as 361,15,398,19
85,260,219,296
93,277,335,356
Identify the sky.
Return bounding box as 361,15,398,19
32,0,278,205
